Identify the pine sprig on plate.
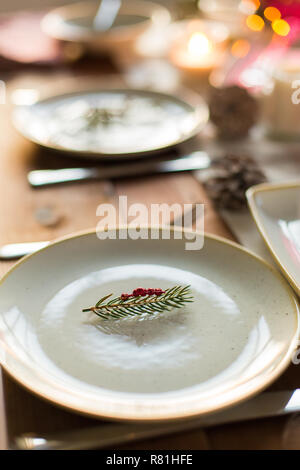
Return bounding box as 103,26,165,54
82,285,193,321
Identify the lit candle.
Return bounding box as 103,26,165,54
169,20,227,89
263,53,300,139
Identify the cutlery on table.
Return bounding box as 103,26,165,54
0,241,50,260
93,0,121,31
13,388,300,450
27,151,211,187
3,153,265,259
0,202,202,260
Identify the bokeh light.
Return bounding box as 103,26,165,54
246,14,265,31
187,32,213,58
239,0,260,15
264,7,281,22
231,39,251,58
272,19,290,36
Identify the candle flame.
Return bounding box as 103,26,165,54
187,32,213,59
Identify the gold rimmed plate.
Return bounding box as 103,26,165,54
12,88,208,160
0,228,299,421
247,181,300,297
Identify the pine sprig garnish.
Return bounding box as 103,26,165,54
82,285,193,321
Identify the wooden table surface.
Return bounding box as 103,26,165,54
0,71,300,451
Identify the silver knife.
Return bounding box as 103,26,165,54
0,201,203,260
0,241,50,260
27,151,211,187
93,0,121,31
13,388,300,450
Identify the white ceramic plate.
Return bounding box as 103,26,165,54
0,229,299,421
247,181,300,297
13,88,207,160
41,0,171,48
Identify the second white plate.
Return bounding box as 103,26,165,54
13,88,208,159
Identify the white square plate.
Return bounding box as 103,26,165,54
247,181,300,297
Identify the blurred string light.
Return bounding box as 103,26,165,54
242,0,291,37
264,7,291,36
264,6,281,22
231,39,251,57
272,18,290,36
263,5,291,37
246,14,265,31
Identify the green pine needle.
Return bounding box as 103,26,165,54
82,285,193,321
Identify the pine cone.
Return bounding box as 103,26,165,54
209,85,259,140
202,154,266,210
